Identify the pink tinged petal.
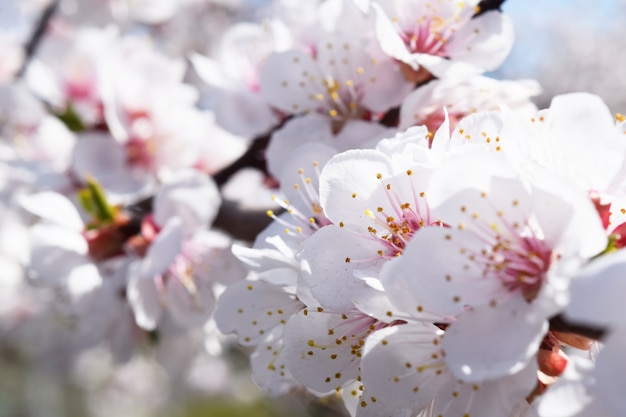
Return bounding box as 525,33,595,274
399,80,441,131
299,225,384,311
431,361,538,417
163,271,216,328
444,12,514,72
442,297,548,382
189,53,229,88
428,153,531,231
541,93,626,193
372,3,413,65
140,217,183,278
277,142,337,219
214,280,304,346
382,227,503,318
375,125,430,158
259,50,320,114
34,116,76,170
527,165,606,260
283,310,365,393
352,285,414,324
214,89,278,138
312,34,402,112
431,178,531,243
189,230,247,286
317,0,372,34
19,192,83,232
319,149,394,226
72,132,149,198
266,116,335,179
360,324,448,412
449,111,516,153
536,356,596,417
590,331,626,416
566,249,626,330
216,20,293,87
353,386,417,417
233,220,300,286
153,170,221,234
408,53,479,80
334,119,398,153
127,0,178,23
127,265,163,330
360,58,413,112
547,93,615,144
66,263,103,299
250,327,298,396
28,225,90,284
429,106,453,154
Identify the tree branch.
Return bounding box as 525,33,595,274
17,0,59,78
549,314,606,341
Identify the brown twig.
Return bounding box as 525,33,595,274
549,314,606,341
17,0,59,78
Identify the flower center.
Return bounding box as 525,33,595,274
493,237,553,302
470,223,554,303
393,3,475,57
267,161,331,238
363,171,442,258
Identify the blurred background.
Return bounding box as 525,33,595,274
1,0,626,416
494,0,626,111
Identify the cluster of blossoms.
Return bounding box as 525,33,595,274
2,0,626,416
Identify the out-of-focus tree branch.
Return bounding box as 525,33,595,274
17,0,59,78
475,0,506,16
549,314,606,341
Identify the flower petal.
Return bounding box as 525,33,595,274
442,297,547,382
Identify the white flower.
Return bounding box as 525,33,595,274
298,126,438,311
282,307,396,394
190,19,291,137
519,93,626,196
371,0,514,78
232,143,336,287
265,114,396,180
399,75,541,132
127,170,243,330
381,151,606,381
26,26,118,126
558,249,626,417
360,322,538,416
217,144,338,394
259,33,412,126
214,279,305,395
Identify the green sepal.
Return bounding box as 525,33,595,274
593,234,618,260
77,177,117,224
57,103,86,132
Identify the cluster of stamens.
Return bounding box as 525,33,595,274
359,170,441,258
392,2,477,57
267,161,331,238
